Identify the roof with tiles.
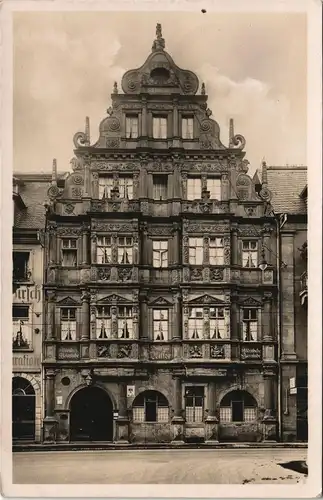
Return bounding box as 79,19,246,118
266,166,307,214
13,172,67,229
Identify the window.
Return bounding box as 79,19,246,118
153,117,167,139
207,178,221,200
153,240,168,268
119,177,133,199
189,237,203,265
96,306,111,339
242,309,258,341
12,305,30,350
99,177,113,199
153,175,168,200
209,307,226,339
61,308,77,341
132,391,169,423
188,307,204,339
242,241,258,268
185,386,204,423
13,252,30,281
209,237,224,265
118,237,133,264
61,239,77,267
118,306,133,339
126,116,138,139
187,178,202,200
182,117,194,139
97,236,112,264
220,390,257,423
153,309,168,341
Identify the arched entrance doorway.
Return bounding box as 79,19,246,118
12,377,36,441
70,386,114,441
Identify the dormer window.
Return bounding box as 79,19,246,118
182,117,194,139
126,116,138,139
153,117,167,139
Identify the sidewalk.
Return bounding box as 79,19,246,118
13,441,308,452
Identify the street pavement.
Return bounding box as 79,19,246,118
13,448,308,484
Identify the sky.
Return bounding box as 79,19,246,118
13,11,307,175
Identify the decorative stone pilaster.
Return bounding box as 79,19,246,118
81,291,90,340
172,291,182,340
111,233,118,264
171,222,180,265
139,293,148,339
205,381,219,443
172,100,179,137
48,223,57,265
116,382,130,443
203,307,210,339
91,233,97,263
230,292,239,360
181,173,188,200
262,292,273,341
203,235,209,265
262,367,277,441
82,223,90,265
133,172,139,199
46,291,56,340
281,231,297,360
111,306,118,339
261,224,274,266
140,223,149,265
231,224,238,266
171,376,185,444
43,369,58,443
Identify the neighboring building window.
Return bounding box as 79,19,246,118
153,309,168,341
242,308,258,341
209,237,224,265
118,306,133,339
13,252,31,281
61,239,77,267
117,237,133,264
99,177,113,199
119,177,133,199
187,178,202,200
96,306,111,339
61,308,77,341
182,117,194,139
97,236,112,264
209,307,225,339
153,117,167,139
189,237,203,265
132,390,169,423
188,307,204,339
185,386,204,423
125,116,138,139
153,240,168,268
220,390,257,423
242,241,258,268
153,175,168,200
207,178,221,200
12,305,30,350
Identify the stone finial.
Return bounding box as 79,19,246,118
229,118,234,147
85,116,90,146
152,23,165,51
261,159,268,186
201,82,206,95
113,81,118,94
51,158,57,186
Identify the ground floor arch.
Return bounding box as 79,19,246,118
12,376,36,441
69,385,114,441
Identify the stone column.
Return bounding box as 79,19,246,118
280,231,297,359
172,291,181,340
82,226,89,265
91,233,97,264
231,294,239,360
139,294,148,340
171,375,185,444
43,369,58,443
141,101,147,136
48,224,57,265
231,225,238,266
205,381,219,443
262,368,277,441
81,291,90,341
172,223,180,265
173,101,179,137
116,382,130,443
46,291,56,340
262,292,273,341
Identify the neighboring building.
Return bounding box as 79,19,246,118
267,166,308,441
42,25,282,444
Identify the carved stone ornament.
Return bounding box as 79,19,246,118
57,346,79,360
106,139,120,149
210,268,224,281
117,344,133,358
210,345,225,359
97,294,132,305
229,134,246,150
118,268,132,282
189,345,202,358
188,294,225,306
73,131,88,148
57,227,81,236
92,221,135,232
149,296,173,306
57,296,80,306
64,203,75,214
185,223,230,233
191,268,203,281
97,344,111,358
239,297,261,307
47,185,60,199
72,175,84,185
98,267,111,281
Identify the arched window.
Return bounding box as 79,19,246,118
220,390,257,423
132,390,169,423
12,377,36,440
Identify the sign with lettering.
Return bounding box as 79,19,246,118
13,354,41,372
13,285,42,304
241,346,262,360
127,385,135,398
186,368,227,377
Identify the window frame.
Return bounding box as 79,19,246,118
96,306,112,339
209,307,226,339
98,176,114,199
188,237,203,265
187,177,202,200
13,251,31,282
60,307,77,341
96,236,112,264
118,176,134,199
152,240,168,268
242,240,258,268
209,237,224,265
152,174,168,200
132,391,169,423
117,306,134,340
153,308,169,342
242,308,258,341
125,115,139,139
207,177,222,200
117,236,133,264
61,239,78,267
188,307,204,340
152,116,167,139
12,304,31,350
182,116,194,139
220,391,257,423
184,385,205,423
